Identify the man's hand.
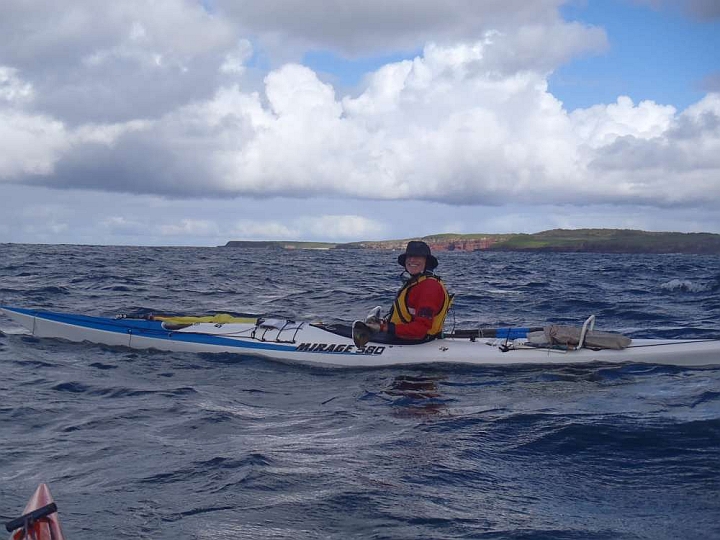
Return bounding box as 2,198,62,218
365,320,381,332
364,319,387,333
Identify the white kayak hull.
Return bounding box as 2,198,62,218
2,307,719,368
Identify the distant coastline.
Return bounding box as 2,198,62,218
223,228,720,255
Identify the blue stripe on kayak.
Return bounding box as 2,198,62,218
495,328,531,339
2,307,297,352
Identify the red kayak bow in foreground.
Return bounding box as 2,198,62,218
5,484,65,540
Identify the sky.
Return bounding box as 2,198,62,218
1,0,719,246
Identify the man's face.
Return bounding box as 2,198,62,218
405,255,427,276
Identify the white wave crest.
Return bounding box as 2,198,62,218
659,279,709,293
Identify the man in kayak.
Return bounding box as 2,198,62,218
361,240,452,342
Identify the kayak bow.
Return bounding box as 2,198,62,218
5,484,65,540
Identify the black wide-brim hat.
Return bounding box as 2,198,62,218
397,240,438,270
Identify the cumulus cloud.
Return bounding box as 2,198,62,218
0,69,150,180
2,37,719,209
0,1,606,124
220,40,254,75
0,0,238,123
0,0,236,67
0,0,718,221
589,95,720,175
0,67,34,104
0,108,68,177
569,96,677,148
214,0,582,56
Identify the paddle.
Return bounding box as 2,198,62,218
5,503,57,533
444,326,544,340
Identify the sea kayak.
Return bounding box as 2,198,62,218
5,484,65,540
2,306,719,367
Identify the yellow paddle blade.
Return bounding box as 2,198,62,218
152,314,258,324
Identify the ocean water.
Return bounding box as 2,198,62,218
1,244,719,540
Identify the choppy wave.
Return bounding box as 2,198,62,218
660,278,713,293
0,245,719,540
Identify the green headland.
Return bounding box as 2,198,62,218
224,229,720,255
